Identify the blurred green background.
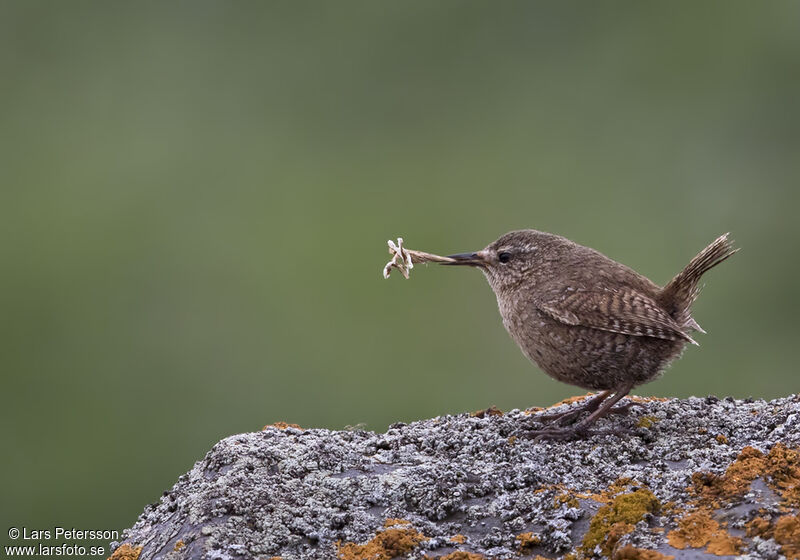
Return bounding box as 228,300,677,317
1,0,799,551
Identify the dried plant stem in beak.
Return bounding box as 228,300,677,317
383,238,455,279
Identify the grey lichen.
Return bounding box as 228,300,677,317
111,395,800,560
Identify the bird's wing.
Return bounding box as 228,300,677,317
539,289,697,345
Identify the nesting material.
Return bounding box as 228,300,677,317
382,238,455,279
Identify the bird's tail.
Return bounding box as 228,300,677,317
658,233,738,331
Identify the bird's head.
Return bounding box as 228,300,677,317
444,229,565,294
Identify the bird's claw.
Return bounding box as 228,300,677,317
532,400,641,428
514,423,632,442
514,424,590,442
515,400,643,441
534,408,583,426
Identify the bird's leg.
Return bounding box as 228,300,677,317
570,385,634,432
520,384,635,441
535,391,612,426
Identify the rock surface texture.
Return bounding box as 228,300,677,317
111,395,800,560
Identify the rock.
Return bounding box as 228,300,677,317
110,395,800,560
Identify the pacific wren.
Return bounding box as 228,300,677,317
444,230,737,439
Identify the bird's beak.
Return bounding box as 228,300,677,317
444,251,487,268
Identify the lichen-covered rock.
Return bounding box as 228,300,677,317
110,395,800,560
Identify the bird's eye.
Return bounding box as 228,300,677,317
498,251,512,263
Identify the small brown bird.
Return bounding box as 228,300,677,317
444,230,737,439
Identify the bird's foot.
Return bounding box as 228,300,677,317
535,408,583,426
518,387,640,441
534,392,610,426
534,399,640,427
515,424,590,441
514,423,633,442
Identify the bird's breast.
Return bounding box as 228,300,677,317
496,295,549,359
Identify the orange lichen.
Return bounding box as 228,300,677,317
666,444,800,557
107,544,142,560
627,396,669,403
745,516,772,537
534,483,570,496
689,443,800,508
582,477,635,503
667,510,717,549
667,509,743,556
263,421,301,430
745,514,800,560
765,443,800,508
705,531,745,556
471,405,503,418
449,534,467,544
173,540,185,551
606,522,636,554
581,488,661,556
695,446,765,502
554,491,580,509
613,544,675,560
515,532,541,549
337,527,426,560
383,518,411,527
659,501,681,517
774,514,800,560
424,552,487,560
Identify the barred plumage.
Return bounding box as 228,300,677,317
442,229,737,439
658,233,739,331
